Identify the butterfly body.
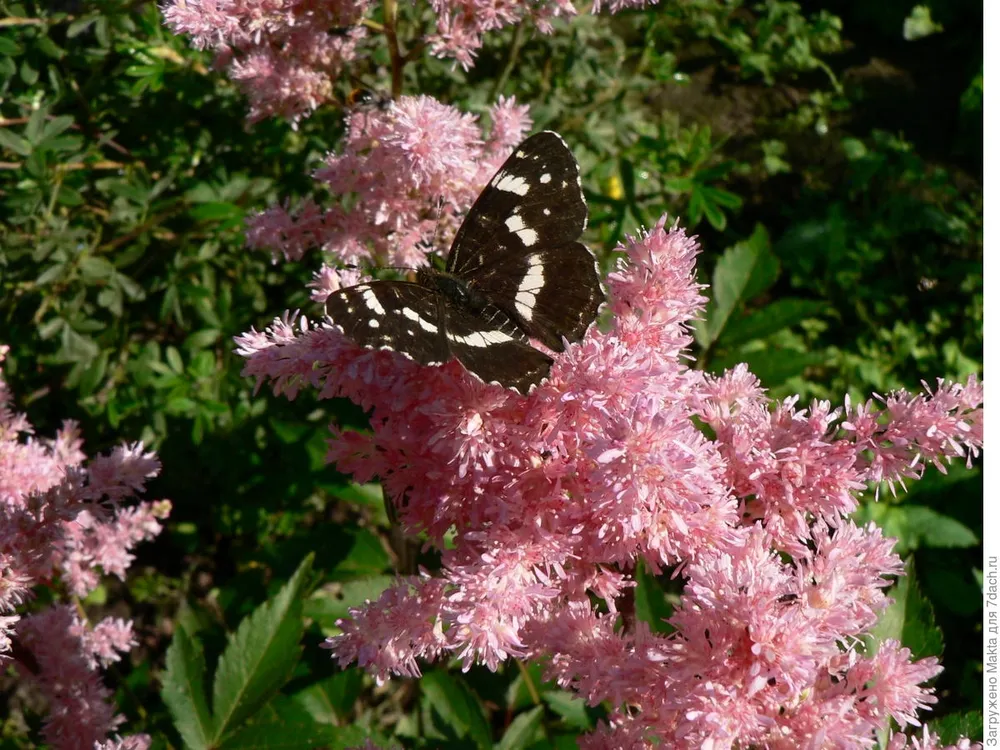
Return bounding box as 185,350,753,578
326,132,604,394
415,268,490,314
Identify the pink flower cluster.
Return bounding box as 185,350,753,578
0,345,168,750
247,95,531,275
426,0,577,68
163,0,372,123
236,202,982,747
163,0,661,123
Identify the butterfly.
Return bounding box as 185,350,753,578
325,131,605,394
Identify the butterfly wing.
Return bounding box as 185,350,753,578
446,131,588,278
468,241,603,352
441,302,553,395
325,282,449,366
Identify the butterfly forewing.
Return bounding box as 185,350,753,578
325,282,449,366
447,132,588,278
467,241,603,352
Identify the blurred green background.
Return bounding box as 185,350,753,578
0,0,982,746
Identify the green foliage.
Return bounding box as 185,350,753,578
0,0,981,746
160,556,364,749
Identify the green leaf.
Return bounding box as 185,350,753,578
422,670,493,749
60,327,99,363
903,5,943,41
541,690,591,731
842,137,868,161
166,346,185,374
36,262,67,286
187,328,222,350
634,563,674,634
719,298,830,346
40,115,74,142
699,225,779,346
701,185,742,210
218,697,370,749
161,626,214,750
190,201,244,221
865,558,943,661
855,503,978,556
304,575,395,629
497,706,544,750
290,669,363,724
0,128,32,157
79,256,115,282
67,14,99,37
719,348,826,388
212,555,314,742
928,710,983,745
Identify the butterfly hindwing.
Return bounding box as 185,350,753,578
441,303,554,394
447,131,588,278
467,241,603,352
325,282,449,366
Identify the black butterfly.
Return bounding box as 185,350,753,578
325,131,605,394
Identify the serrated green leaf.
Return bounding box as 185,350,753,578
423,670,493,749
290,669,363,724
304,575,395,628
928,710,982,745
719,298,830,346
332,529,391,575
855,503,978,556
218,696,370,749
865,558,943,660
541,690,591,731
211,555,314,742
497,706,544,750
701,224,779,346
161,626,214,750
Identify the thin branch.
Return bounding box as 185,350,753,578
382,0,404,99
489,20,527,102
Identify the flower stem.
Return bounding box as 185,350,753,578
383,0,404,99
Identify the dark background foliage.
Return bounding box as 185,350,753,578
0,0,983,746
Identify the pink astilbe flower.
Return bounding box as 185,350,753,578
0,347,169,749
238,192,981,745
94,736,152,750
427,0,577,68
247,95,531,270
889,726,984,750
18,607,123,750
163,0,371,123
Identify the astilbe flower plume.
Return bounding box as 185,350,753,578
426,0,577,68
0,345,168,749
246,94,531,275
164,1,664,122
163,0,372,123
237,173,981,748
